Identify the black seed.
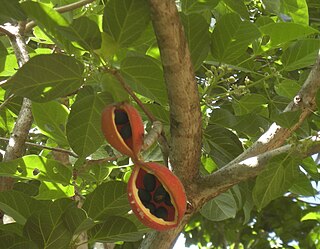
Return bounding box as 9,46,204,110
143,202,156,214
138,189,151,203
154,207,168,219
143,173,156,192
114,109,129,125
119,123,132,139
154,185,169,203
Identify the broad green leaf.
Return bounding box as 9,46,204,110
181,0,220,14
24,199,74,249
66,87,109,157
280,0,309,25
32,101,69,147
201,156,217,174
78,162,112,184
88,216,143,242
0,0,27,21
121,55,168,105
13,181,40,197
103,0,150,47
4,54,84,102
143,103,169,124
223,0,249,19
35,181,74,200
209,108,237,128
59,16,102,50
0,190,40,225
205,124,243,167
63,206,95,235
0,155,72,185
290,173,316,196
259,23,318,50
232,113,270,137
275,79,301,99
261,0,280,14
211,13,261,63
20,1,74,51
0,54,19,77
282,39,320,71
200,191,237,221
253,154,301,210
232,94,268,116
82,181,130,220
301,212,320,222
0,230,38,249
271,110,301,128
0,223,24,237
181,13,210,70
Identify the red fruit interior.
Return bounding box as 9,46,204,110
114,109,133,149
135,168,175,221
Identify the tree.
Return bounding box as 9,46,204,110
0,0,319,248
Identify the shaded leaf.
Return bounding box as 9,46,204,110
275,79,301,99
66,86,110,157
82,181,130,220
24,199,74,249
4,54,84,102
0,0,27,21
0,230,38,249
121,56,168,105
271,110,301,128
35,181,74,200
181,0,220,14
232,94,268,116
200,191,237,221
211,13,261,63
253,154,301,210
280,0,309,25
88,216,143,242
223,0,249,19
181,13,210,70
282,39,320,71
103,0,150,47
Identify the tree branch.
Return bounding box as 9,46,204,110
0,22,33,191
147,0,202,184
197,134,320,205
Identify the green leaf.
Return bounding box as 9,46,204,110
209,108,237,128
275,79,301,99
59,16,102,50
232,94,268,116
0,54,19,77
78,162,112,184
63,206,96,235
82,181,130,220
223,0,249,19
0,230,38,249
20,1,74,51
0,190,40,225
271,110,301,128
0,0,27,21
181,0,220,14
88,216,143,242
4,54,84,102
200,191,237,221
205,124,243,167
181,13,210,70
290,173,316,196
24,199,74,249
259,22,319,50
211,13,261,63
280,0,309,25
66,87,109,157
282,39,320,71
35,181,74,200
103,0,150,47
0,155,72,185
32,101,69,147
121,55,168,105
253,154,300,210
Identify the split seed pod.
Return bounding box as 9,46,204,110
127,162,187,231
101,103,144,160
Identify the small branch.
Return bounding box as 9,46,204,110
0,94,14,112
0,137,78,157
0,25,15,38
105,67,157,122
25,0,96,32
197,134,320,205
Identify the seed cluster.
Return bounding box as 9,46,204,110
114,109,132,140
138,173,173,220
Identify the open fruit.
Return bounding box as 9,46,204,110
127,162,187,231
101,103,144,160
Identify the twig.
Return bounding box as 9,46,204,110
0,25,15,38
105,67,156,122
0,137,78,157
0,94,14,112
25,0,96,32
